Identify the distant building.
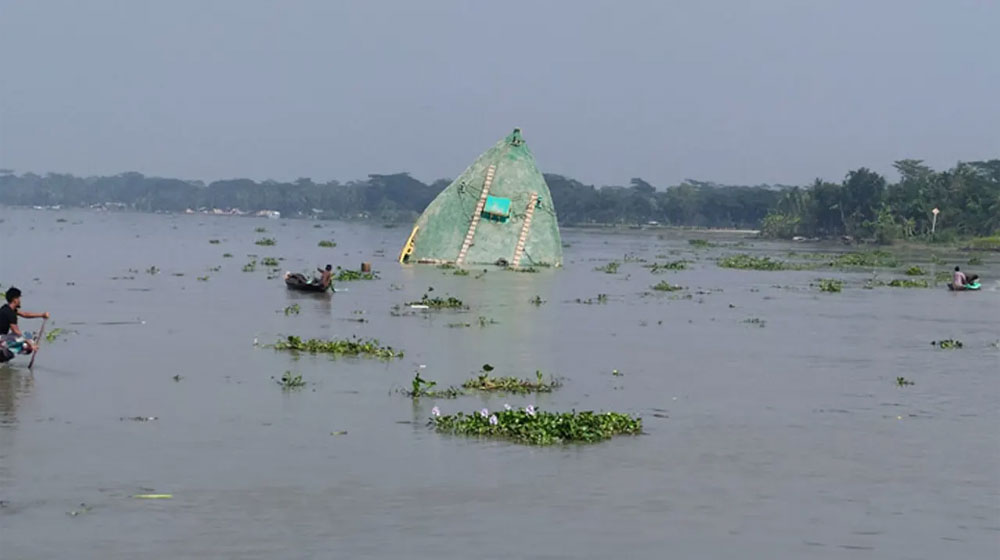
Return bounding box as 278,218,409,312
399,129,562,268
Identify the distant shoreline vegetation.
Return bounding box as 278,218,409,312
0,159,995,241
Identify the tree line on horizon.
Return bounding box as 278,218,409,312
0,159,996,239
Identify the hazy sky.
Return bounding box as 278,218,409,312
2,0,998,187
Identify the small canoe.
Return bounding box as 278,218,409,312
284,272,329,293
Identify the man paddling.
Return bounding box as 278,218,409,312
317,264,333,290
0,287,49,353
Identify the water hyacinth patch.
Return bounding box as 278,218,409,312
595,261,620,274
277,371,306,389
318,240,336,248
406,294,467,309
817,278,843,293
887,278,928,288
261,257,280,267
403,372,462,399
461,371,561,394
651,280,684,292
431,407,642,445
255,237,277,246
645,260,689,273
718,254,794,271
335,267,378,281
273,335,403,358
931,339,963,350
827,251,898,268
904,266,925,276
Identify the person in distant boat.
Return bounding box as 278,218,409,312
316,264,333,289
952,266,967,289
0,287,49,353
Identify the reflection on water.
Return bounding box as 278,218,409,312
0,207,997,559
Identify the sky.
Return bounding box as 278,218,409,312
1,0,998,187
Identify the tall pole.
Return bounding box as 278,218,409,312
931,208,940,234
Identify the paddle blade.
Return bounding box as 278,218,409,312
28,318,47,370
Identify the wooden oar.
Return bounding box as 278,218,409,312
28,317,47,370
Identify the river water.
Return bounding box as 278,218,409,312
1,207,997,559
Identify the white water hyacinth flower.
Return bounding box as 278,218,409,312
479,408,489,418
525,405,536,416
489,415,498,426
504,404,512,411
431,406,441,417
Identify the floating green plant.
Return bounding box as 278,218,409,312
645,260,688,273
612,369,623,377
904,266,925,276
931,339,963,349
284,304,300,316
45,328,64,343
461,370,560,394
222,253,233,258
197,275,209,281
146,266,159,275
510,266,539,273
403,372,461,399
431,407,642,446
575,293,609,304
595,261,620,274
242,260,257,272
651,280,684,292
827,251,898,268
273,335,403,358
896,376,915,386
335,267,378,281
452,269,470,276
529,295,545,306
446,316,497,328
277,371,306,389
261,257,280,267
688,239,714,248
817,278,843,293
888,278,928,288
437,263,455,269
718,254,793,271
406,294,467,309
318,240,336,248
208,239,221,244
743,317,766,327
255,227,267,233
255,237,276,246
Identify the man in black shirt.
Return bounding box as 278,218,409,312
1,286,49,353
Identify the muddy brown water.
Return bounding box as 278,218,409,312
1,208,998,559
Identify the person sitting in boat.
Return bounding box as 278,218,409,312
952,266,967,289
317,264,333,289
0,287,49,354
